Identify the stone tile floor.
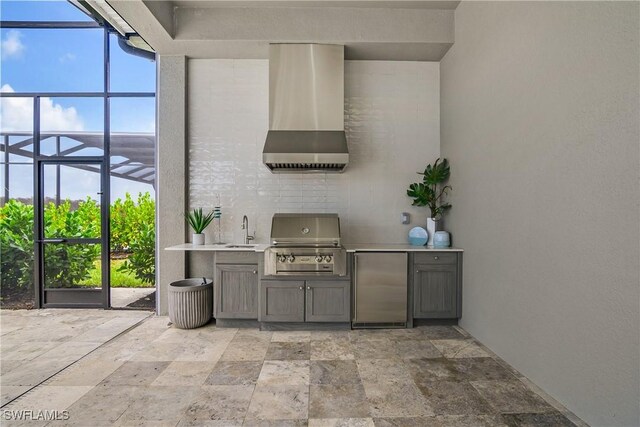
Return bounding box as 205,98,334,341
0,311,588,427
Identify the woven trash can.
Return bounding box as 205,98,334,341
168,278,213,329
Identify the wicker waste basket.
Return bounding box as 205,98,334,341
168,278,213,329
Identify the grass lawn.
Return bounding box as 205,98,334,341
78,259,154,288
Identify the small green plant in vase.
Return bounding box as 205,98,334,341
186,208,215,245
407,158,452,246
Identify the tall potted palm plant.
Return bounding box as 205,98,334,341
407,158,452,245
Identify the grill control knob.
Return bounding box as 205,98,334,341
287,255,295,263
315,256,324,263
277,255,287,263
324,255,332,263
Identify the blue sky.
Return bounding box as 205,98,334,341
1,0,156,201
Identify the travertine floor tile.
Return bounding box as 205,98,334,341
451,357,518,382
243,419,308,426
183,385,254,422
373,414,508,427
258,360,310,385
309,384,370,418
356,359,412,385
470,380,554,413
152,361,214,386
205,361,263,386
0,385,30,406
65,385,139,423
417,380,494,415
246,385,309,420
431,339,490,358
500,411,576,427
271,331,311,342
392,338,442,359
311,360,361,385
4,385,92,412
265,342,310,360
0,312,584,427
309,418,375,427
362,381,433,418
221,340,269,361
117,386,199,424
406,358,460,385
99,361,170,386
352,339,398,359
418,326,467,340
47,359,124,386
311,339,355,360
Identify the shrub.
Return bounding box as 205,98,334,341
0,200,35,289
111,193,155,284
0,193,156,289
119,221,155,284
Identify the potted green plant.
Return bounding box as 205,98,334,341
407,158,452,245
186,208,215,245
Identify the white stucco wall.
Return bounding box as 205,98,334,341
440,2,639,426
187,60,440,245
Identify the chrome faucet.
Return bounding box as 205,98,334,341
241,215,255,245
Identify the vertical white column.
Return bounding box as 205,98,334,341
155,55,187,315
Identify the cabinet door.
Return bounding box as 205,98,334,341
215,264,259,319
413,264,458,318
305,281,350,322
260,281,305,322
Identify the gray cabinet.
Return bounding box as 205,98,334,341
215,264,259,319
305,281,350,322
412,252,462,319
260,281,306,322
259,280,350,323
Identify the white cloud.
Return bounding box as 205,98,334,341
1,30,25,60
59,52,76,63
0,84,85,132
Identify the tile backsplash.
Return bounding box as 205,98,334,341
188,59,440,244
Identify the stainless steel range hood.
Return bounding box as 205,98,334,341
263,44,348,173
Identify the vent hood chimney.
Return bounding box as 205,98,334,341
262,44,349,173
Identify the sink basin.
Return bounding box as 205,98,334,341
224,244,256,248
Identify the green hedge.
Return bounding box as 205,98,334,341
0,193,155,289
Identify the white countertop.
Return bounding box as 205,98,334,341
165,243,461,252
165,243,268,252
343,244,463,252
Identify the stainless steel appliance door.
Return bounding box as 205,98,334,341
353,252,408,323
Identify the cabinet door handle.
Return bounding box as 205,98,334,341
416,270,420,273
434,256,439,260
299,286,304,290
252,270,257,274
307,286,311,290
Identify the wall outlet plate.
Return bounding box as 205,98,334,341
402,212,411,224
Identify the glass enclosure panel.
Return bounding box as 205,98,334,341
0,165,35,308
109,33,156,93
0,28,103,93
0,1,93,22
5,164,33,201
44,243,101,289
109,97,155,293
43,164,101,239
39,97,104,157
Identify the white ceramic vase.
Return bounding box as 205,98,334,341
426,218,439,247
192,233,205,245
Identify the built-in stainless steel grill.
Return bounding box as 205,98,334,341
264,213,347,276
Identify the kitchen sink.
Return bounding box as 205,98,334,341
224,244,256,248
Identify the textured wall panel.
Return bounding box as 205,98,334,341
188,59,440,244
